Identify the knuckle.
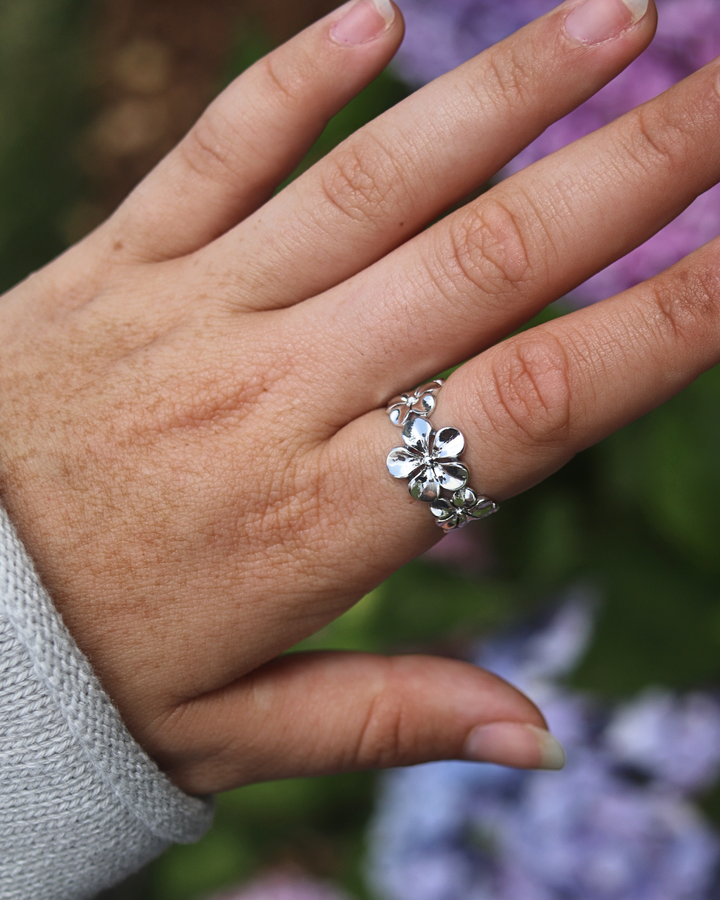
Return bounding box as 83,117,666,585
180,107,238,182
178,44,319,184
643,262,720,349
255,447,325,549
480,43,535,115
260,52,305,107
484,331,572,445
319,136,406,225
445,197,533,300
352,674,406,770
623,93,711,176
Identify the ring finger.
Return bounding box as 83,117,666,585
321,233,720,591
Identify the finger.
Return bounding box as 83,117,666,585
152,651,562,794
305,51,720,421
325,231,720,583
49,236,720,720
440,236,720,498
206,0,657,310
95,0,403,263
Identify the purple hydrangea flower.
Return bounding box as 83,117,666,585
605,689,720,793
500,753,720,900
393,0,556,86
366,601,720,900
393,0,720,303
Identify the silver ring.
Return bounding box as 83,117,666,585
385,380,499,532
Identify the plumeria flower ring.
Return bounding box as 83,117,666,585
387,416,469,502
430,487,499,531
386,380,444,427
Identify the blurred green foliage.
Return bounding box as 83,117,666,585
6,6,720,900
151,774,375,900
0,0,89,292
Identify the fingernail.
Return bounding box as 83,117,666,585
565,0,649,44
331,0,395,47
464,722,567,770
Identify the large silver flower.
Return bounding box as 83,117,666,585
387,416,469,502
386,380,443,427
430,487,499,532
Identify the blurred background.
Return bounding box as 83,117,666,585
4,0,720,897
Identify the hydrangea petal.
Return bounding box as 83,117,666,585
433,427,465,460
387,448,423,479
367,597,720,900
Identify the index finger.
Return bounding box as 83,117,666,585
206,0,657,310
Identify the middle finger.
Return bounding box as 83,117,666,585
205,0,656,310
305,52,720,422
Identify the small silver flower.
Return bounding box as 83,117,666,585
387,380,444,427
387,416,469,502
430,487,499,531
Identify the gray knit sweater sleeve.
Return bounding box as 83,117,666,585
0,506,214,899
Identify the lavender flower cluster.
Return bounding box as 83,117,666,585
393,0,720,303
366,599,720,900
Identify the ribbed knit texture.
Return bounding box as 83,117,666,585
0,506,214,899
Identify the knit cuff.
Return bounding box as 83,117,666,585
0,505,214,900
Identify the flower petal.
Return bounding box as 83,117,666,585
387,448,422,479
452,511,470,530
437,463,469,491
438,512,464,532
433,427,465,460
411,393,436,417
468,497,499,520
430,498,454,520
403,415,432,454
453,487,477,508
409,467,441,502
388,404,405,427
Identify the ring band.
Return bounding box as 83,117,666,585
385,380,499,532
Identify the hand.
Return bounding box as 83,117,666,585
2,0,718,795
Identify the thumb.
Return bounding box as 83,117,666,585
151,651,566,795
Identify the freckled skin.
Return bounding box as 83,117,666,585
3,0,720,794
